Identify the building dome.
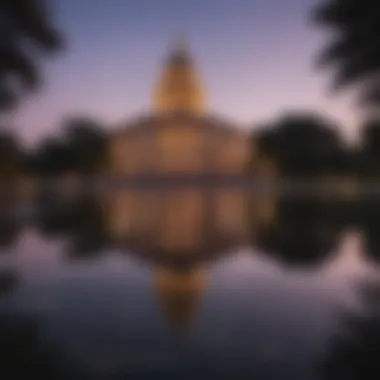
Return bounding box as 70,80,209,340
153,39,206,115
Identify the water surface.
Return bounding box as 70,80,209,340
0,191,379,379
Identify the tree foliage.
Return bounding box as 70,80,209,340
0,0,63,110
314,0,380,106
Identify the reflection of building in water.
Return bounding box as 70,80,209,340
154,265,204,335
106,188,276,264
108,189,254,248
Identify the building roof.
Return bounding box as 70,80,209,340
112,111,248,138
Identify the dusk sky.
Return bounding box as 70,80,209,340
8,0,362,146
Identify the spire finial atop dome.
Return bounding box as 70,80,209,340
173,35,188,55
169,35,190,63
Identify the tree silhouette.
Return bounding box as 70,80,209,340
256,112,344,178
23,117,108,179
0,130,22,180
0,0,63,111
321,279,380,380
30,137,72,178
314,0,380,106
61,116,108,176
358,118,380,177
0,130,24,211
0,312,63,378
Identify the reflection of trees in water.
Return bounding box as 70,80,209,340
35,195,109,259
14,194,380,267
0,270,18,296
0,195,22,249
321,279,380,380
0,312,62,378
0,213,20,249
353,199,380,264
0,210,20,296
254,197,380,267
66,199,109,259
254,198,345,267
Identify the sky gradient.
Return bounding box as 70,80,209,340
7,0,362,146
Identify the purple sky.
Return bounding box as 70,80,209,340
7,0,362,146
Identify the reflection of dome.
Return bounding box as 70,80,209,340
154,266,205,335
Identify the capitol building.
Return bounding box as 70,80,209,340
108,39,256,176
106,39,275,256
